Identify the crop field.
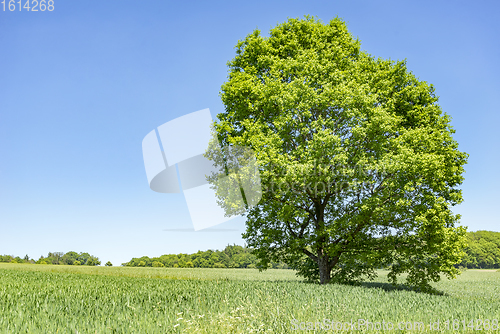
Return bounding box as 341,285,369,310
0,264,499,333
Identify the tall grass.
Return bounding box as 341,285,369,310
0,264,499,333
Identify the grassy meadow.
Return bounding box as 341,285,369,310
0,263,499,333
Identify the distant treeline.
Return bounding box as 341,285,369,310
0,251,101,266
457,230,500,269
122,244,290,269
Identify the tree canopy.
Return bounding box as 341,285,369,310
210,16,468,290
458,231,500,269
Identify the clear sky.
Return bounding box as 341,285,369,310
1,0,499,266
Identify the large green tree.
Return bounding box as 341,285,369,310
210,16,468,290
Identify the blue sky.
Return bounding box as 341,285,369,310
1,0,498,266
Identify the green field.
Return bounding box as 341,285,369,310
0,264,499,333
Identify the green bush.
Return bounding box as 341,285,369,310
152,261,164,267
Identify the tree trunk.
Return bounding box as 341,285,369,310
318,256,332,284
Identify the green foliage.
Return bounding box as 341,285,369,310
0,255,14,263
62,251,79,265
0,255,33,264
458,231,500,269
46,252,64,265
15,252,102,266
1,264,500,333
152,261,164,268
105,261,113,267
212,16,468,290
122,244,289,269
85,256,101,266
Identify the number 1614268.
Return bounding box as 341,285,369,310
2,0,54,11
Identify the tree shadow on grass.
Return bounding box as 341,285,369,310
358,281,446,296
294,279,446,296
